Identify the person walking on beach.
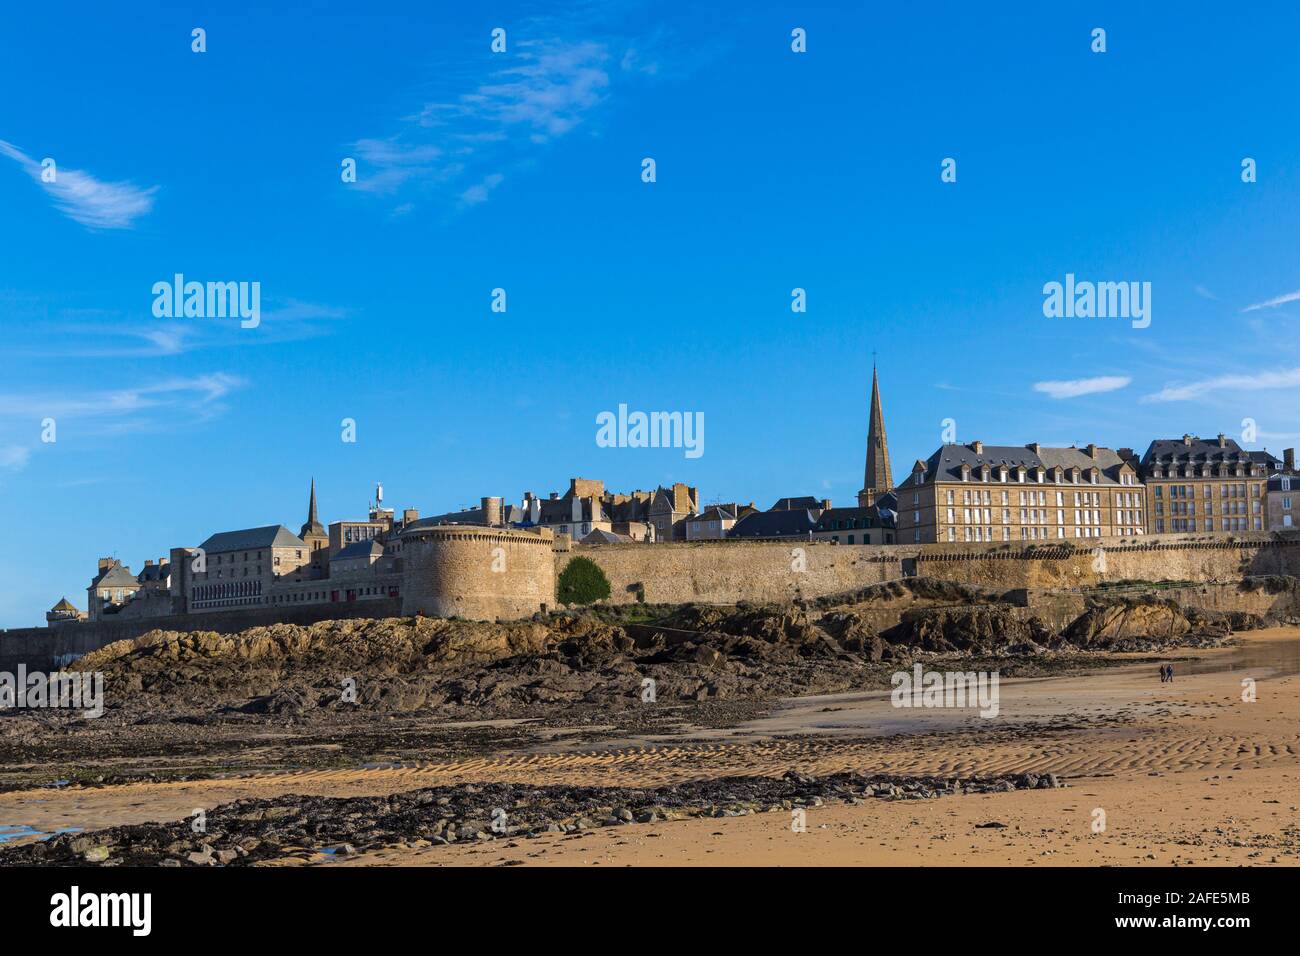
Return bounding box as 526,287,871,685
1166,663,1174,683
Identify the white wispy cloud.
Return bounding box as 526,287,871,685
12,299,348,359
1143,366,1300,402
460,173,504,206
1033,375,1131,399
1241,289,1300,313
351,29,651,211
0,139,157,229
0,445,30,471
0,373,244,424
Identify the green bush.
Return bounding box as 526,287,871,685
557,556,612,606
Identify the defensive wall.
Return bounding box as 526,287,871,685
5,532,1300,671
558,533,1300,606
401,525,556,621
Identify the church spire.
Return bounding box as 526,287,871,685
858,363,893,507
300,478,326,544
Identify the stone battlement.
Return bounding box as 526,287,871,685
6,531,1300,672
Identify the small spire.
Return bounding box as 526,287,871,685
300,478,325,540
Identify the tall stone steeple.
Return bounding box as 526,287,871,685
300,478,327,550
858,363,893,507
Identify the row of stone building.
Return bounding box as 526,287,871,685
46,365,1300,624
894,435,1296,544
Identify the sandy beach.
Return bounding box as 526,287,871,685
2,626,1297,866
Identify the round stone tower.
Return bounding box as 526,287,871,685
400,526,554,621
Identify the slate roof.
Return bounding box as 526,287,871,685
50,597,81,613
403,504,523,532
198,525,306,554
136,563,170,584
333,539,384,561
728,509,818,539
813,506,887,533
1141,437,1279,469
579,529,632,545
1267,472,1300,492
769,496,823,511
897,444,1130,489
92,565,139,589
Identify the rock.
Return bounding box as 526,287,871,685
83,846,111,863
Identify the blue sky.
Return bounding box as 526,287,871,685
2,1,1299,626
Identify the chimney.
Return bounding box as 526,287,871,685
1086,443,1097,458
1027,442,1041,455
403,508,419,525
144,559,154,567
98,557,116,571
481,496,503,527
971,440,983,454
1286,448,1296,473
1183,434,1193,445
1217,433,1227,448
549,492,559,500
820,498,832,510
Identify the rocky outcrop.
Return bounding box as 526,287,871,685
1061,598,1259,649
881,607,1052,654
57,580,1261,723
0,769,1065,867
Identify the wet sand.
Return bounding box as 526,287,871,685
3,627,1299,865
